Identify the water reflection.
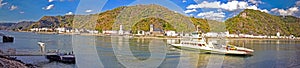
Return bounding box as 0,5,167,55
1,31,300,68
111,36,167,68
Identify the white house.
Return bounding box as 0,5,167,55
135,30,145,36
277,32,280,38
165,31,178,36
123,31,131,35
30,28,39,32
205,32,219,37
103,30,118,34
55,27,66,33
119,25,123,35
87,30,99,34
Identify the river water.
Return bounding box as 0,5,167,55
0,31,300,68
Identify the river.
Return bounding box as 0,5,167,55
0,31,300,68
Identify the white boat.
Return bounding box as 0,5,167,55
171,32,254,55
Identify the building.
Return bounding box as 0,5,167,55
119,25,124,35
277,32,280,38
30,28,39,32
103,30,118,34
136,30,145,35
87,30,99,34
149,24,164,36
150,24,154,33
30,28,53,32
165,31,178,36
55,27,66,33
205,32,219,37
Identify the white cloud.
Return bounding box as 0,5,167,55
182,0,187,3
186,1,253,11
186,0,271,19
220,1,238,11
49,0,54,2
184,9,197,13
19,11,25,14
271,8,278,12
186,1,220,9
271,7,299,16
9,5,17,11
297,1,300,6
246,5,269,13
43,4,54,10
197,11,225,21
278,9,288,15
238,1,248,9
85,10,93,13
220,1,253,11
189,14,193,16
246,5,258,10
1,2,7,6
260,9,269,13
248,0,263,5
0,0,8,8
288,7,299,12
221,1,245,11
65,12,73,15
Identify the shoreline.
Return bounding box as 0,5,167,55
8,31,300,40
0,50,36,68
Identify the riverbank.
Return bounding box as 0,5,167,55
0,50,36,68
12,31,300,40
0,56,27,68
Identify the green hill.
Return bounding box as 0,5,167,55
96,6,126,32
26,5,210,33
280,16,300,36
190,17,210,32
207,20,226,32
7,5,300,36
225,9,300,36
96,4,209,33
30,15,74,28
131,17,175,33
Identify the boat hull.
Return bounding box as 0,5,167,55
46,55,75,63
171,44,212,53
170,44,253,55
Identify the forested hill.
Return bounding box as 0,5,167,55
225,9,300,36
21,4,211,33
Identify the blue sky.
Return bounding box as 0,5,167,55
0,0,299,22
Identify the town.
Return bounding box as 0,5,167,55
28,24,298,39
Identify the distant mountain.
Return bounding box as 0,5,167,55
30,15,74,28
225,9,300,36
0,23,16,30
8,21,35,30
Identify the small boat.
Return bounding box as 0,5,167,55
2,35,14,43
46,51,75,63
170,32,254,55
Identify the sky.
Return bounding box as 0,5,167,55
0,0,299,22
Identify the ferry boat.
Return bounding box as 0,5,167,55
171,32,254,55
